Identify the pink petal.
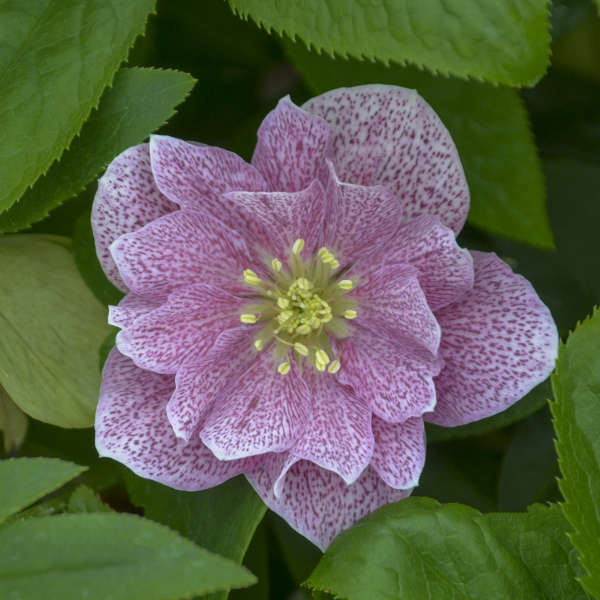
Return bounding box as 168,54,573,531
149,135,268,214
166,327,257,442
247,459,411,551
252,96,334,192
92,144,177,291
200,356,311,460
371,416,426,489
116,283,242,375
322,161,405,264
108,294,162,329
111,209,250,298
221,179,326,260
337,327,442,423
95,349,256,491
352,262,441,356
427,251,559,426
289,372,374,485
303,85,469,234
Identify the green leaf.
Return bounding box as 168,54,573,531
0,385,28,454
306,499,588,600
0,0,156,215
0,513,255,599
551,308,600,598
229,0,550,86
0,457,86,523
0,67,195,232
286,43,553,249
124,472,266,599
0,235,112,427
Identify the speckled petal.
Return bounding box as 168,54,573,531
337,326,442,423
149,135,268,214
303,85,469,234
200,356,311,460
289,372,374,485
427,251,559,426
371,416,426,489
247,459,411,550
108,294,162,329
252,97,334,192
111,209,249,297
116,283,242,375
221,180,326,260
92,144,177,291
166,327,257,442
352,262,441,357
95,349,257,491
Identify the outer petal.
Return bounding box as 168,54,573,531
289,372,374,485
247,459,411,551
427,251,559,426
303,85,469,234
95,349,256,491
200,355,311,460
166,327,257,442
149,135,268,214
92,144,177,291
337,327,442,423
116,283,242,375
111,209,250,297
352,262,441,357
252,97,334,192
108,293,161,329
371,416,426,489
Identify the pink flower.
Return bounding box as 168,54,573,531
92,85,558,550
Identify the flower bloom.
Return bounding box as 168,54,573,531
92,85,558,550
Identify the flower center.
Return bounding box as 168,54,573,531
239,238,358,375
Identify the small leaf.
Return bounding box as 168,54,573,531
0,457,86,523
0,67,195,232
551,308,600,598
286,43,553,249
0,386,28,454
0,235,112,427
228,0,550,86
306,499,588,600
0,0,156,214
0,513,255,600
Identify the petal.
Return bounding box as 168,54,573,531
108,293,161,329
337,327,442,423
252,96,334,192
289,372,374,485
371,416,426,489
111,209,250,297
95,349,256,491
117,283,242,374
427,251,559,426
200,355,311,460
92,144,177,291
166,327,257,442
221,179,326,259
149,135,268,213
247,459,411,551
303,85,469,234
352,262,441,356
322,161,404,264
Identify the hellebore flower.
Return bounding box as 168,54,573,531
93,85,558,550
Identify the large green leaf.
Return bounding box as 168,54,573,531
0,67,195,232
229,0,550,86
0,513,255,600
551,309,600,598
0,0,156,215
0,235,112,427
0,457,85,523
286,43,553,249
306,499,588,600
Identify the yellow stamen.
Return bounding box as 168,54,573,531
343,309,357,320
315,359,326,372
329,259,340,269
278,361,291,375
315,349,330,366
271,258,282,272
338,279,353,290
292,238,305,255
240,313,258,324
277,297,290,309
296,277,311,291
243,269,261,286
294,342,309,356
254,339,264,351
328,359,341,374
320,251,335,264
296,324,311,335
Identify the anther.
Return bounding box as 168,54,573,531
292,238,305,255
315,349,330,366
329,259,340,269
343,309,357,320
254,339,264,351
296,277,311,290
277,361,291,375
296,324,311,335
271,258,282,272
338,280,353,290
328,359,341,374
240,313,258,324
294,342,309,356
315,360,326,372
277,297,290,309
243,269,261,286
